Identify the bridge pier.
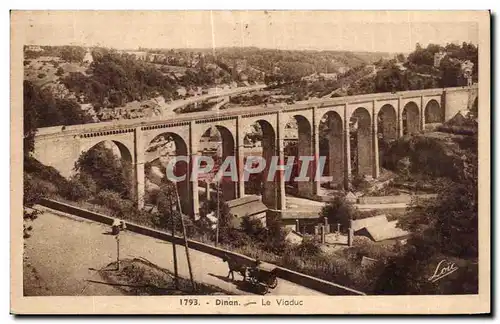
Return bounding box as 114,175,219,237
312,108,321,196
344,106,352,190
189,121,200,218
397,97,404,138
134,127,145,209
31,86,477,217
236,116,246,198
372,101,380,179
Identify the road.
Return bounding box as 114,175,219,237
161,84,266,117
24,207,325,296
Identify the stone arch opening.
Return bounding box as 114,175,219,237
350,107,372,177
243,120,278,209
77,140,134,199
318,111,344,190
197,125,236,203
425,99,443,124
378,104,397,141
403,102,420,135
377,104,397,170
283,115,313,197
144,132,191,214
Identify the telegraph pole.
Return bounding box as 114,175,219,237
215,179,220,247
115,234,120,271
174,180,196,292
169,191,179,290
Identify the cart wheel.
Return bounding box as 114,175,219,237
268,276,278,289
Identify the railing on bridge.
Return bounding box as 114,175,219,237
34,85,477,139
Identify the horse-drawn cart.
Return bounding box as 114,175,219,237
222,255,279,295
246,262,278,295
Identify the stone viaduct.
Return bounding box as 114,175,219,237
33,85,478,217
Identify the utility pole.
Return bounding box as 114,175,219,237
170,193,179,290
115,234,120,271
174,180,196,292
215,179,220,247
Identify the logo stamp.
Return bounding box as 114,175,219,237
428,260,459,283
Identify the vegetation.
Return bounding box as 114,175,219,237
73,143,132,198
374,132,478,294
99,258,229,295
23,80,93,128
320,196,357,233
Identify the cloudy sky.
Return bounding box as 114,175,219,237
13,11,479,53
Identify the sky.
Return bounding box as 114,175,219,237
13,11,479,53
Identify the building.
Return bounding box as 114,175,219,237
434,51,447,67
226,195,268,228
176,87,187,97
25,45,43,52
83,49,93,65
302,72,338,82
284,229,304,245
461,60,474,86
337,66,349,75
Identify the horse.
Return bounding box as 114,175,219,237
221,254,247,281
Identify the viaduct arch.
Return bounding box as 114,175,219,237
32,85,476,217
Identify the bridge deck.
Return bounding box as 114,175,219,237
34,85,476,138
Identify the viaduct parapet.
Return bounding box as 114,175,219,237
33,85,478,216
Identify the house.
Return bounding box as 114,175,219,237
226,195,268,228
25,45,43,52
352,215,410,242
83,49,93,64
176,87,187,97
461,60,474,86
337,66,349,74
351,215,388,232
284,229,304,245
434,51,447,67
356,221,409,242
280,210,323,234
283,127,298,143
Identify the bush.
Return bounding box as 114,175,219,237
24,173,57,206
222,230,253,248
24,157,70,200
37,73,46,79
96,190,134,216
320,195,358,233
63,177,92,201
55,67,64,76
351,174,371,192
241,215,265,238
292,237,322,258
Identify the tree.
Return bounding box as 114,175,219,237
23,80,93,128
375,139,478,294
55,67,64,76
60,46,86,63
23,81,39,156
374,65,408,93
74,143,132,198
320,195,358,233
200,197,234,242
439,56,462,87
155,179,184,231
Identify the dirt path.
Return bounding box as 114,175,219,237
24,208,325,296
